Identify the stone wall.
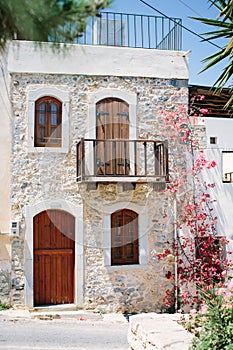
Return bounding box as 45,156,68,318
9,73,189,310
82,183,175,312
0,235,11,304
128,313,193,350
0,269,11,304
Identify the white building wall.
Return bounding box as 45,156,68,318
0,50,11,303
0,52,11,234
8,41,189,79
202,117,233,259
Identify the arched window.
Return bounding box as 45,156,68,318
96,98,129,175
111,209,139,265
35,97,62,147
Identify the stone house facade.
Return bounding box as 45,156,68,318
0,14,191,311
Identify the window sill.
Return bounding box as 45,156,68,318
28,146,68,153
104,264,148,271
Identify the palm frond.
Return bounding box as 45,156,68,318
193,0,233,110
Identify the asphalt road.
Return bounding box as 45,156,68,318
0,318,129,350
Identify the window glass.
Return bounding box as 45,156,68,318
210,137,217,144
50,102,58,126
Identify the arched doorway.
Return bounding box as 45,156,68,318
33,210,75,306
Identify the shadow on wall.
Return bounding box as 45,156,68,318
0,235,11,304
0,235,11,265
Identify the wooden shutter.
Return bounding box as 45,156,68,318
96,98,129,175
35,97,62,147
111,209,139,265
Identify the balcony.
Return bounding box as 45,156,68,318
76,139,169,183
53,11,182,51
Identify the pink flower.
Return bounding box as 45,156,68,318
206,160,217,169
199,108,209,114
217,288,226,296
228,279,233,292
200,304,208,314
181,292,189,299
195,327,202,333
224,292,232,301
190,308,197,315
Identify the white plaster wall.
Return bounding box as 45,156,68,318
8,41,188,80
205,118,233,148
201,117,233,259
0,51,11,234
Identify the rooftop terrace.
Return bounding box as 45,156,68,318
53,11,182,51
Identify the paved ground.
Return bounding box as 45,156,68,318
0,310,129,350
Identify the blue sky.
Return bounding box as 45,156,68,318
106,0,226,87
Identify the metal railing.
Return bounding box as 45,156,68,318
54,12,182,51
77,138,169,182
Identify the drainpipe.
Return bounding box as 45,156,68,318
174,194,179,312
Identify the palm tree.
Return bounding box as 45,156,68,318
0,0,112,50
192,0,233,106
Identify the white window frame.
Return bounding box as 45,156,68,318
103,202,148,270
222,151,233,183
28,86,70,153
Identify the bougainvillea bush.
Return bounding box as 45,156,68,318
181,273,233,350
159,93,232,310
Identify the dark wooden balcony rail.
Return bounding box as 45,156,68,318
224,172,233,183
51,12,182,51
77,138,169,182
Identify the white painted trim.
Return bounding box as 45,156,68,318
103,202,148,268
8,42,189,79
27,86,70,153
88,88,137,139
24,199,84,308
86,88,137,175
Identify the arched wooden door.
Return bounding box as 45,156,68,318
96,98,130,175
33,210,75,306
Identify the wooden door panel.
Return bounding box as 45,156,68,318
96,98,130,176
44,255,51,305
34,210,75,306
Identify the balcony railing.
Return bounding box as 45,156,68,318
53,12,182,51
77,138,169,183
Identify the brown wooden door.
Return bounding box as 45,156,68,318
96,98,129,175
34,210,75,306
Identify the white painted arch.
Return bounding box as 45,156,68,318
87,88,137,140
24,199,84,308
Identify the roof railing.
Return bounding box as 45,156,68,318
53,11,182,51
